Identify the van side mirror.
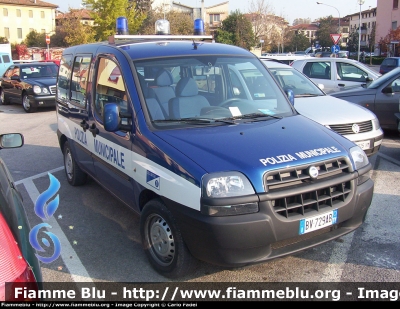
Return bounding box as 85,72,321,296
103,103,132,132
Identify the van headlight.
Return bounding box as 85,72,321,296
372,117,381,130
201,172,258,216
350,145,369,170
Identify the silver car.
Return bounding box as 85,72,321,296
263,59,383,157
290,57,381,94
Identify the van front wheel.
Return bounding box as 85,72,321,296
140,199,196,279
63,141,87,186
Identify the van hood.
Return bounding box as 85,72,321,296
154,115,353,191
294,95,376,124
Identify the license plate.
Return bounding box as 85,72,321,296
299,209,338,235
355,140,370,150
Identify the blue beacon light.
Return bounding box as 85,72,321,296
116,17,129,35
194,19,205,35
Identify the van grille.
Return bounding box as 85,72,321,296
264,157,352,219
328,120,372,135
49,86,57,94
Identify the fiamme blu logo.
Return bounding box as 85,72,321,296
29,173,62,263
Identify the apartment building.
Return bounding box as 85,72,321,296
347,7,377,50
376,0,400,55
0,0,58,44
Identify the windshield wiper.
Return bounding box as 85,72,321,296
295,93,320,97
229,112,282,120
153,117,235,125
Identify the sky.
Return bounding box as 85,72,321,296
50,0,377,25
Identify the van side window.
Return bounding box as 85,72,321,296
94,58,127,120
57,54,73,102
70,56,91,106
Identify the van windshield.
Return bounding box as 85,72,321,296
133,56,294,126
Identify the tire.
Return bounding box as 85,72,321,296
22,93,37,113
0,88,9,105
63,141,87,186
140,198,196,279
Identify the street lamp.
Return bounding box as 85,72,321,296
358,0,365,62
316,2,341,35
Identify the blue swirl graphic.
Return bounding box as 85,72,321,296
34,173,60,220
29,223,61,263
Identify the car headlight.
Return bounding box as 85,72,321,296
201,172,258,216
349,145,369,170
372,117,381,130
33,85,42,94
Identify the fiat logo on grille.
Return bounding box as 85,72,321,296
308,166,319,179
352,123,360,134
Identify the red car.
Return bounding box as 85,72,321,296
0,133,42,301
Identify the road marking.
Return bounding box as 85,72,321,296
16,166,93,283
320,152,400,282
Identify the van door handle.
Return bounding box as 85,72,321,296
88,123,99,137
80,120,89,131
338,84,345,87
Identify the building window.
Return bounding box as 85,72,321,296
392,21,398,30
29,28,34,33
394,0,399,9
4,28,10,39
16,9,21,17
17,28,22,39
29,10,33,18
41,11,45,18
3,8,8,16
209,14,220,23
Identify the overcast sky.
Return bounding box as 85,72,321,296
52,0,377,25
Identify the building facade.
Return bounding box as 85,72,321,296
0,0,58,44
375,0,400,55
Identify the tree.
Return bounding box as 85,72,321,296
315,16,336,49
57,9,96,46
346,31,360,53
24,30,47,47
0,37,9,44
247,0,275,52
83,0,146,41
286,30,310,52
293,18,311,26
139,7,194,35
215,10,255,50
378,26,400,56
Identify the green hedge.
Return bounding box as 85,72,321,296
349,56,384,65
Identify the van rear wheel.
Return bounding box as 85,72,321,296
63,141,87,186
140,199,196,279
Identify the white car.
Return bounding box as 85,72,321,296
263,59,383,157
290,57,381,94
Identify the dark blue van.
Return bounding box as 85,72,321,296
55,18,374,279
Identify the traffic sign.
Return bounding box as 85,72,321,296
330,34,341,45
46,35,50,45
331,45,340,53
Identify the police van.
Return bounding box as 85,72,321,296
56,18,374,279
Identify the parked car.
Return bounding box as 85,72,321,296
395,113,400,133
0,133,42,301
330,67,400,131
379,57,400,74
263,59,383,156
291,57,381,94
0,62,58,112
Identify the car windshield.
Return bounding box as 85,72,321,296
366,67,400,89
133,56,294,127
267,66,324,97
20,64,58,79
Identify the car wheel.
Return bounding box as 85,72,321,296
63,141,87,186
140,198,196,279
0,89,9,105
22,93,37,113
